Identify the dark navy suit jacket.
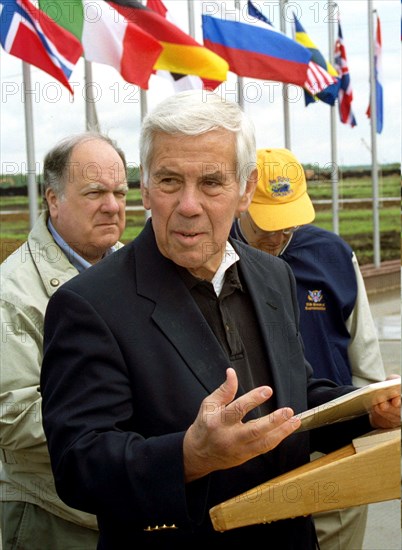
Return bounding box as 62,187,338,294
41,221,370,549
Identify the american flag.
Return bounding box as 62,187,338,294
334,20,357,127
292,12,340,105
0,0,82,93
305,60,338,98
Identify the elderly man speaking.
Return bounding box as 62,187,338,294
40,91,400,550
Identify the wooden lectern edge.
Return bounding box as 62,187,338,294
209,429,400,532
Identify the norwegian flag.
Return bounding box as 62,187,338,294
334,20,357,127
0,0,82,93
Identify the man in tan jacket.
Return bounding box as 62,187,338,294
0,132,127,550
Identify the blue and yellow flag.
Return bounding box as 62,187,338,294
293,14,340,106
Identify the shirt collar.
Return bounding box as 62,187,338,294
279,232,294,255
176,241,240,297
211,241,239,296
47,218,117,273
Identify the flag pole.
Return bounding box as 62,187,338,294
84,61,100,131
328,2,339,234
22,62,39,228
234,0,245,108
188,0,195,37
138,0,150,220
139,0,148,123
140,89,150,221
280,0,291,149
368,2,380,267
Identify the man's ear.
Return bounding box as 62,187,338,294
45,188,59,217
236,168,258,217
140,167,151,210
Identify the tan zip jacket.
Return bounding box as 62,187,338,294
0,211,122,529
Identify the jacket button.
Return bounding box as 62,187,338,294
50,278,60,287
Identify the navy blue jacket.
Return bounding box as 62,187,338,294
231,222,357,385
280,225,357,384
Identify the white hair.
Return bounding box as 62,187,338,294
139,90,256,194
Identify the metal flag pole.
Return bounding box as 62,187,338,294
139,0,151,221
84,60,100,131
328,1,339,234
280,0,291,149
188,0,195,37
140,88,150,221
234,0,245,108
22,62,39,228
368,2,381,267
139,0,148,123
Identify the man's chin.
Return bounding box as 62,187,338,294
82,237,119,262
170,252,218,281
97,227,121,244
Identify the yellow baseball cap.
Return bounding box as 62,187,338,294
248,148,315,231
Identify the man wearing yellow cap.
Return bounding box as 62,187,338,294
231,148,385,550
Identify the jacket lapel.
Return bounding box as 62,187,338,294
135,222,230,395
231,239,291,408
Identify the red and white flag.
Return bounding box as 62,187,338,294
39,0,164,90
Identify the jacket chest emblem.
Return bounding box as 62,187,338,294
305,290,326,311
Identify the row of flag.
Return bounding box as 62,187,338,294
0,0,383,133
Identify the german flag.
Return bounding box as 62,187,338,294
108,0,228,83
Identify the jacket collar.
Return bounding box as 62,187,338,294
28,212,79,297
29,212,125,297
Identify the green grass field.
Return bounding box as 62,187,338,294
1,174,400,264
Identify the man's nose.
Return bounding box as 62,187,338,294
176,186,203,216
101,193,120,213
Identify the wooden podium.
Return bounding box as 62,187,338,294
209,428,400,532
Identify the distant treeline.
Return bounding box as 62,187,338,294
0,166,141,195
0,164,400,195
303,163,400,181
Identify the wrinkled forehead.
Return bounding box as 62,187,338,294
150,130,237,171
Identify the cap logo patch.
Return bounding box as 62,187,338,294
268,176,293,197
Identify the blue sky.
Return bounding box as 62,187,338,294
0,0,400,174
